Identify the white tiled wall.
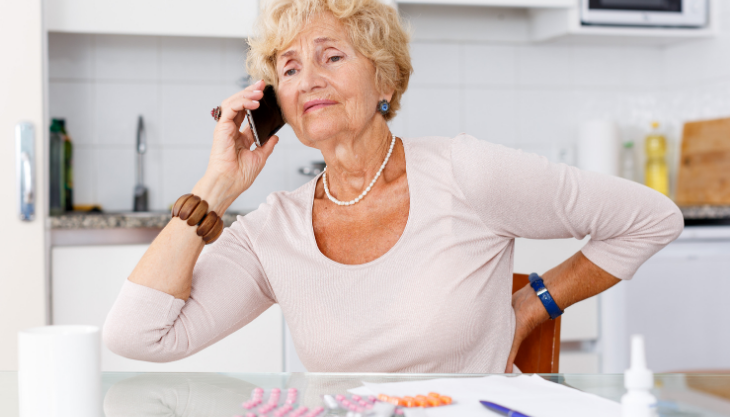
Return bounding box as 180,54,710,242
48,2,730,212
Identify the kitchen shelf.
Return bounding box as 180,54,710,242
397,0,575,7
530,5,718,45
398,0,717,45
45,0,259,38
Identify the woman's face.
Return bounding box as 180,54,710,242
275,13,389,148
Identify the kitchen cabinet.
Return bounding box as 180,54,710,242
46,0,259,38
51,244,283,372
0,0,47,371
622,228,730,373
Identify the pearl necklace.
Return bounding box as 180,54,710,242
322,134,396,206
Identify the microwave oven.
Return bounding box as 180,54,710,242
581,0,708,28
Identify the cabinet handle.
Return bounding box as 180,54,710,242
16,122,35,221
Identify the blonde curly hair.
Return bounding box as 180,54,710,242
246,0,412,121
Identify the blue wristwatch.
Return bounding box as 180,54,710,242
528,273,564,320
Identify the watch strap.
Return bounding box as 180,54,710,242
528,273,564,320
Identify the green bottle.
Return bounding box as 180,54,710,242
49,119,65,215
59,120,74,211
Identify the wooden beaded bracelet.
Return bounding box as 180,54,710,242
171,194,224,244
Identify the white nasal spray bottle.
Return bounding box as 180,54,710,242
622,335,658,417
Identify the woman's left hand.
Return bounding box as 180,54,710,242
504,284,548,373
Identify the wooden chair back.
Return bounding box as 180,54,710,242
512,273,561,373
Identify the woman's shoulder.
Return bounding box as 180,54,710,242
403,133,510,156
402,133,517,173
228,178,317,243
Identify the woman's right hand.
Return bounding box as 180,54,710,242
192,79,279,214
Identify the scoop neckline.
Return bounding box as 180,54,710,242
306,137,414,269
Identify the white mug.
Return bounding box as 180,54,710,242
18,325,101,417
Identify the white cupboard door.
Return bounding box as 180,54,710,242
0,0,47,371
52,245,283,372
46,0,259,38
624,239,730,373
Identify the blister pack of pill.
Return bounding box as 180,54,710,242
236,387,325,417
322,393,404,417
321,392,454,417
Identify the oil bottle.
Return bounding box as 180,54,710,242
644,122,668,196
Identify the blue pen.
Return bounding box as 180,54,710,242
479,400,532,417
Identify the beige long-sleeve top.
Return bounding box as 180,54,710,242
103,134,684,373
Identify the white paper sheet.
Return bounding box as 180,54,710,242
349,375,620,417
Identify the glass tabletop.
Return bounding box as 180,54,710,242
1,372,729,416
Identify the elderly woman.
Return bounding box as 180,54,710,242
104,0,683,373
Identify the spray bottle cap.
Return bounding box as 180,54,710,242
625,335,654,390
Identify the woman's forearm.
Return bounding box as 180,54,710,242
127,176,235,301
125,81,277,301
506,251,620,372
512,251,621,335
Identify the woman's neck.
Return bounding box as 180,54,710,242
318,119,393,201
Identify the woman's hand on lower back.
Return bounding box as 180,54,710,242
505,284,548,373
194,79,279,214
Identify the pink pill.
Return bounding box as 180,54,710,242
254,387,264,393
358,400,367,406
348,404,357,411
308,407,324,416
272,388,281,393
395,409,404,415
288,387,298,393
246,414,256,417
335,394,345,401
368,396,377,402
352,395,361,401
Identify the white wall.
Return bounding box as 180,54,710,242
47,31,664,211
49,1,730,212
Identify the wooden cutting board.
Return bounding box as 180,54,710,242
675,117,730,206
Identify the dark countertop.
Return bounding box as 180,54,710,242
49,211,246,229
48,206,730,229
681,206,730,226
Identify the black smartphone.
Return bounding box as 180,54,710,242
246,85,285,147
